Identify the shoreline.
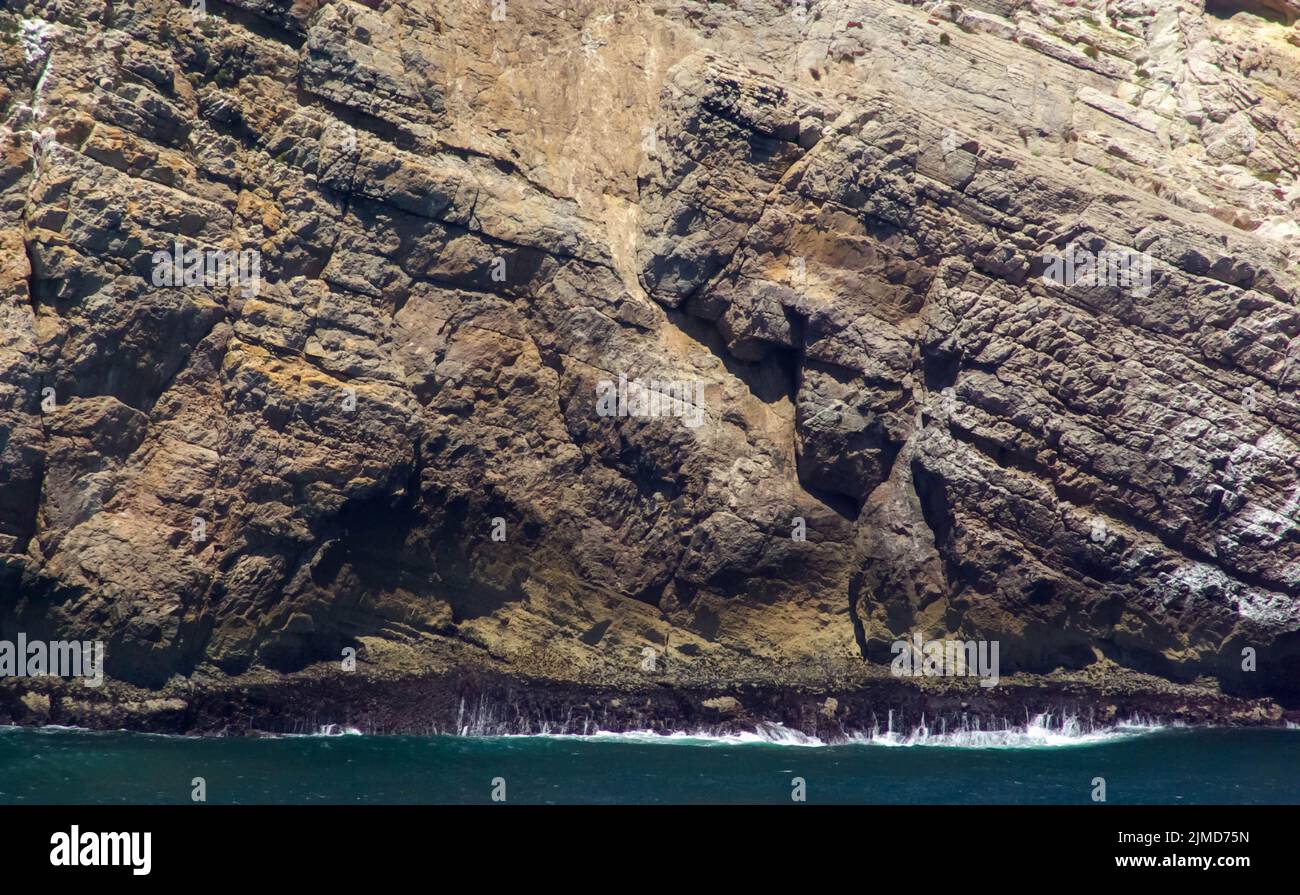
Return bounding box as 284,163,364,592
2,661,1295,739
4,718,1290,745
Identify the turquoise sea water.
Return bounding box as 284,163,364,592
1,725,1297,805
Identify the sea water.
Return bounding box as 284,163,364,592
1,722,1297,804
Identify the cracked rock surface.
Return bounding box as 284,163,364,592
1,0,1298,732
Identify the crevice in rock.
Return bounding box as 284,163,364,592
205,0,307,48
1205,0,1294,24
293,85,421,154
922,342,962,393
910,458,960,591
17,234,49,558
846,573,870,661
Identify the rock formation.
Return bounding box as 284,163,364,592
1,0,1298,733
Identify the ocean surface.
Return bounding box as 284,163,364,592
2,720,1298,804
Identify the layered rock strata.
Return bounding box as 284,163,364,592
0,0,1298,732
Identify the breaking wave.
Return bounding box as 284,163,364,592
481,711,1171,749
852,711,1167,748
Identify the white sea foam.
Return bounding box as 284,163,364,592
0,723,88,735
262,724,365,738
442,688,1181,748
579,723,825,747
857,712,1166,748
511,713,1171,749
316,724,363,737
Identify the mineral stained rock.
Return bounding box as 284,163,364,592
1,0,1299,733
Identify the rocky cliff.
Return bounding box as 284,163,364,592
1,0,1299,734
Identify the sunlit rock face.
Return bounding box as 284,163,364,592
0,0,1298,725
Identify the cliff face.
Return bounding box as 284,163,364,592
1,0,1299,732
